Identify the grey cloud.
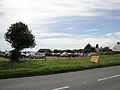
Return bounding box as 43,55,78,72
0,12,5,16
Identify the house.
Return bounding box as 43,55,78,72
112,42,120,51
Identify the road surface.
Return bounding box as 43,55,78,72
0,66,120,90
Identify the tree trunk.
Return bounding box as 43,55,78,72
10,48,20,61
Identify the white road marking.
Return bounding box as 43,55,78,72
52,86,70,90
97,74,120,81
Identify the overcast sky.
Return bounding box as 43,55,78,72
0,0,120,51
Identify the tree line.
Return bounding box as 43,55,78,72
38,44,112,53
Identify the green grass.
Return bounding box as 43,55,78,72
0,55,120,79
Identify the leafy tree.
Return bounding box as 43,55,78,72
91,47,96,52
53,49,62,53
73,49,79,53
5,22,36,61
63,49,73,53
96,44,99,48
84,43,96,53
38,49,52,53
84,43,92,50
84,43,91,53
101,47,112,52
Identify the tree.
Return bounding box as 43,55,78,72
5,22,36,61
84,43,92,53
84,43,96,53
91,47,96,52
38,49,52,53
53,49,62,53
101,47,112,52
96,44,99,48
84,43,92,50
63,49,73,53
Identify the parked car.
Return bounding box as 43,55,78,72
60,52,72,57
0,53,5,57
21,52,31,58
30,53,46,59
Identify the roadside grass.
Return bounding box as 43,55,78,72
0,55,120,79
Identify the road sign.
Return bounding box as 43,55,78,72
91,56,99,63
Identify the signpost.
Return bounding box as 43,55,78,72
91,56,99,63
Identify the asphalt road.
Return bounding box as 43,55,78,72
0,66,120,90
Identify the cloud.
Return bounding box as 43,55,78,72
0,39,11,51
35,33,70,39
106,33,113,37
106,32,120,38
0,12,5,16
1,31,119,51
0,0,120,51
33,36,118,50
35,32,92,39
0,0,119,26
114,32,120,38
1,0,120,23
84,29,99,32
67,27,75,31
116,17,120,19
0,0,107,19
114,32,120,36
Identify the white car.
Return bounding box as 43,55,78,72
60,52,71,57
21,52,31,58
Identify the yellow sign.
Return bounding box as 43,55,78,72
91,56,99,63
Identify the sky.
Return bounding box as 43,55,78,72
0,0,120,51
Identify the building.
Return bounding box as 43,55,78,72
112,42,120,51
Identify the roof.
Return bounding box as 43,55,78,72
112,44,120,51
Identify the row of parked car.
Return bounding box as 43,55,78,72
21,52,98,58
0,52,10,58
0,51,98,59
21,52,46,59
0,52,46,59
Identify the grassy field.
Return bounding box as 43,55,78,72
0,55,120,79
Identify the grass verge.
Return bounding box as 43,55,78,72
0,55,120,79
